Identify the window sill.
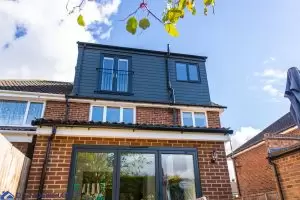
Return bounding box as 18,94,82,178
176,80,201,83
94,90,134,96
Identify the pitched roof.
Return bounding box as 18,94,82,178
0,79,73,94
230,112,296,156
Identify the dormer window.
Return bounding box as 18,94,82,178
98,56,132,94
176,63,200,82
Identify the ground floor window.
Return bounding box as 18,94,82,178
68,146,201,200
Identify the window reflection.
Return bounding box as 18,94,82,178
161,154,196,200
72,152,114,200
120,153,156,200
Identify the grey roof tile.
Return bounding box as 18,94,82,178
0,79,73,94
230,112,296,156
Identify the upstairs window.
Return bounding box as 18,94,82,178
0,100,44,126
91,106,134,124
99,56,132,93
176,63,200,82
181,111,207,127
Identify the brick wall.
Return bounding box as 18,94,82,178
207,111,221,128
12,142,29,154
136,107,180,125
44,101,89,121
265,137,300,149
26,136,231,200
273,150,300,199
234,143,278,198
43,101,221,128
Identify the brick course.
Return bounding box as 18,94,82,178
233,143,278,198
12,142,29,154
136,107,180,125
26,136,231,200
273,149,300,199
207,111,221,128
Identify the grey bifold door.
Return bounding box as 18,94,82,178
68,146,201,200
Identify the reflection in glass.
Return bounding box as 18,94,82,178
123,108,133,124
194,112,206,127
92,106,104,122
182,112,193,127
101,57,114,91
188,65,199,81
176,63,187,81
72,152,114,200
119,153,156,200
106,107,120,123
161,154,196,200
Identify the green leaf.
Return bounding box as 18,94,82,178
77,14,85,26
139,18,150,30
164,23,179,37
192,7,197,15
126,16,138,35
204,0,215,6
167,8,184,23
204,7,208,15
178,0,186,10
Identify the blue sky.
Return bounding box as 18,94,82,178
93,0,299,133
1,0,299,144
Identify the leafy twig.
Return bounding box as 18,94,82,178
119,7,140,21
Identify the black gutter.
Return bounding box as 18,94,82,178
66,94,227,109
37,126,57,200
268,158,284,200
32,119,233,134
165,44,177,125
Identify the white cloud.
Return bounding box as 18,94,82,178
254,68,287,101
263,84,284,97
225,126,261,154
256,69,286,79
225,126,261,180
0,0,121,81
263,56,276,64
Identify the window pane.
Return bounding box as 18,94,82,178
101,57,114,91
120,153,156,200
176,63,187,81
182,112,193,127
92,106,104,122
25,102,43,125
117,59,129,92
123,108,133,124
0,100,27,125
188,65,199,81
194,112,206,127
161,154,197,200
106,107,120,123
72,152,114,200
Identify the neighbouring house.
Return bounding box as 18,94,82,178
1,42,233,200
0,80,72,158
228,112,300,200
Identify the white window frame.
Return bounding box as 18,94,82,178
89,105,136,124
0,100,45,127
180,110,208,127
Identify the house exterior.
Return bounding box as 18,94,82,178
229,113,300,200
1,42,233,200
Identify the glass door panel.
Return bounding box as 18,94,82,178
161,154,197,200
119,153,156,200
72,152,114,200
